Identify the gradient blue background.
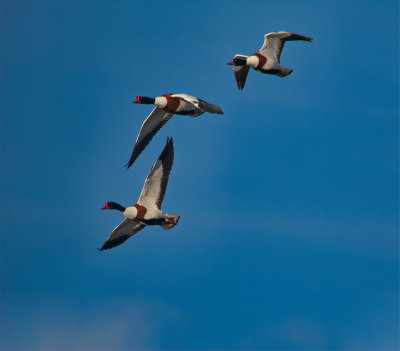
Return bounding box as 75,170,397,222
0,0,398,350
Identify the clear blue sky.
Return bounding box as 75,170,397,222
0,0,398,350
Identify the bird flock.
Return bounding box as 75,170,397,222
99,31,313,251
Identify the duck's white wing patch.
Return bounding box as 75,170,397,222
172,94,223,115
126,107,173,168
137,137,174,210
259,32,313,63
170,94,203,115
233,55,250,90
99,219,145,251
171,94,199,104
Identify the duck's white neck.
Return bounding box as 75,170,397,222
154,96,168,109
123,206,138,219
246,55,259,68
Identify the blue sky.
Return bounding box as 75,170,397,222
0,0,398,350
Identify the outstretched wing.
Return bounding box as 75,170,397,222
137,137,174,210
259,32,313,62
233,55,250,90
126,107,173,168
99,219,146,251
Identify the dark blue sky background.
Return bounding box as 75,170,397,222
0,0,398,350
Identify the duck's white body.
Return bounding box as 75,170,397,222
245,55,284,71
153,94,199,114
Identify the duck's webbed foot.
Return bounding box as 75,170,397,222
160,215,180,230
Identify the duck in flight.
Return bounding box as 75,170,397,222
99,137,179,251
126,93,223,169
227,31,313,90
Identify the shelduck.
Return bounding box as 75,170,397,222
99,137,179,251
126,93,223,168
227,31,313,90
